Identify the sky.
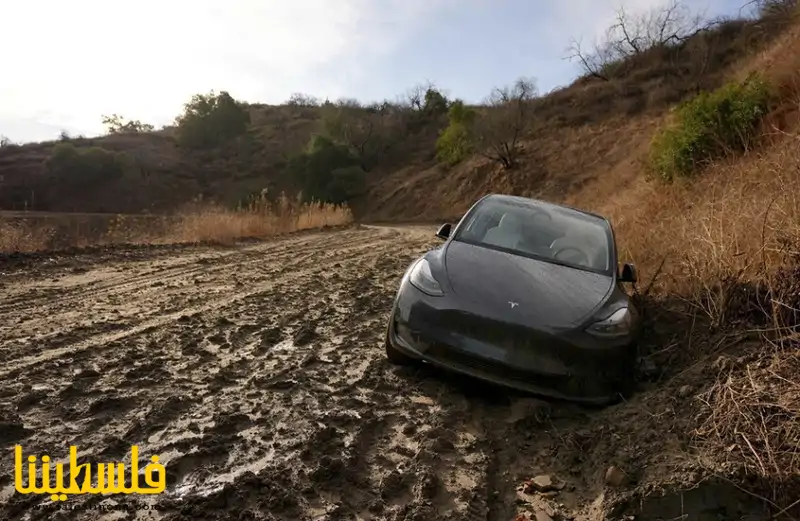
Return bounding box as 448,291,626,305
1,0,751,144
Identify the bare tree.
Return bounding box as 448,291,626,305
565,37,615,80
101,114,155,134
321,100,398,170
472,78,537,170
567,0,705,79
400,82,431,112
286,93,320,107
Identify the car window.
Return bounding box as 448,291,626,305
455,198,613,274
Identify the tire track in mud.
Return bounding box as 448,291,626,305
0,229,373,318
0,225,541,521
0,231,399,362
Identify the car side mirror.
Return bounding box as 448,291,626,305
619,263,638,284
436,223,452,240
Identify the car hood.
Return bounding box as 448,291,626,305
443,241,613,330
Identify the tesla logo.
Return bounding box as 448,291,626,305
508,301,519,309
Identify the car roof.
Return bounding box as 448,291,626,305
480,193,610,223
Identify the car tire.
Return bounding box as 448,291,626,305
384,323,416,366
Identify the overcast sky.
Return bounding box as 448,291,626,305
1,0,750,143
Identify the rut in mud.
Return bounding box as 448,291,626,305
0,226,773,521
0,226,533,521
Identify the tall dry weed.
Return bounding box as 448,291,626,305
587,47,800,504
0,194,353,253
167,193,352,245
0,220,53,253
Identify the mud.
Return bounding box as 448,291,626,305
0,226,774,520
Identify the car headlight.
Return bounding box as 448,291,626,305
586,307,634,338
408,259,444,296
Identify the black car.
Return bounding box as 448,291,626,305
384,194,641,405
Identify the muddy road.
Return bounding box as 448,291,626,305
0,225,757,521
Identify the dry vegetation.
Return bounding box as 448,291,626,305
0,194,352,253
167,194,353,245
556,11,800,511
0,221,55,254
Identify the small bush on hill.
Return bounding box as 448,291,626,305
436,101,476,165
44,143,127,185
286,135,366,204
319,98,411,171
423,88,449,116
472,78,537,169
435,78,536,170
328,165,367,204
648,74,772,181
175,91,250,149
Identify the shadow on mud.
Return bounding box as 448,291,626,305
616,478,773,521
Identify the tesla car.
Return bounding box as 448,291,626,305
384,194,641,405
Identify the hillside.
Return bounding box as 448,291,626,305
0,95,447,215
0,105,328,213
0,1,793,219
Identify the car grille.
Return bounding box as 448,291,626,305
426,343,560,384
427,310,633,370
433,311,545,348
425,341,629,399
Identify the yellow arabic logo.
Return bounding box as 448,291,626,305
14,445,166,501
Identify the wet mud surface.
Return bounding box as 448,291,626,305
0,226,771,521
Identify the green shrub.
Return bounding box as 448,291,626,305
45,143,126,185
649,74,772,181
285,135,365,204
435,100,476,166
328,165,367,204
436,123,473,165
423,88,449,116
175,91,250,149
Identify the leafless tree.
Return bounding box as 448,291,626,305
472,78,537,170
399,81,447,112
401,83,429,112
566,0,705,80
565,37,616,80
321,100,398,170
286,93,320,107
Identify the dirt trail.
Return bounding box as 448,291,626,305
0,225,769,521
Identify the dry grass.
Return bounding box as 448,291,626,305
168,193,352,245
0,220,54,253
0,194,353,253
562,34,800,509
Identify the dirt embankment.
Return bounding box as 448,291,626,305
0,227,777,521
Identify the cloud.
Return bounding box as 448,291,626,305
0,0,449,140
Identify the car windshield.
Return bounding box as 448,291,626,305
454,197,613,273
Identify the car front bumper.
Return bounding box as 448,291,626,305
387,282,638,405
